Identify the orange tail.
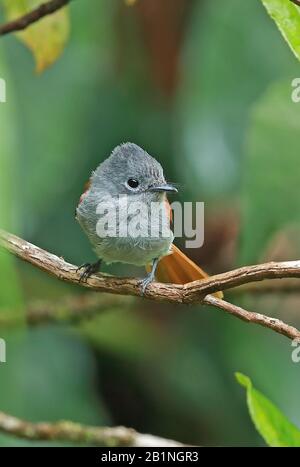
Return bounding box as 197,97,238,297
148,244,223,299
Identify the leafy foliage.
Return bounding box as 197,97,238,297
2,0,70,72
1,0,300,448
236,373,300,447
261,0,300,61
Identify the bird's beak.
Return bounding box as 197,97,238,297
148,184,178,193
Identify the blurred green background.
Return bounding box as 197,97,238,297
0,0,300,446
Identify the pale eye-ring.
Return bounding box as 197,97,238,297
126,178,139,190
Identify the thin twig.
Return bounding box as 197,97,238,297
1,229,300,340
27,293,133,325
1,281,299,328
0,293,134,327
0,0,71,36
0,411,184,447
203,296,300,341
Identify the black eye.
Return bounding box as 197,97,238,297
127,178,139,189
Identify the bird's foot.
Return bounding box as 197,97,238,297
139,258,159,296
76,260,101,283
139,272,155,296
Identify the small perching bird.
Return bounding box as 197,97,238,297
76,142,222,297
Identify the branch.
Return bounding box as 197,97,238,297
203,296,300,341
2,281,299,329
290,0,300,6
0,411,184,447
0,293,134,327
1,229,300,340
2,292,298,341
0,0,71,36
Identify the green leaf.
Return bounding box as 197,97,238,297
261,0,300,61
236,372,300,447
2,0,70,72
240,80,300,263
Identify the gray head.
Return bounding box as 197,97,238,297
90,143,177,198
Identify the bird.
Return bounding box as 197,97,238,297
76,142,223,297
